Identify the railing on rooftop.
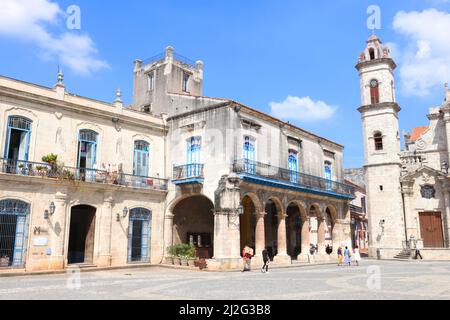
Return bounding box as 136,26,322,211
233,159,355,198
141,51,198,69
0,158,168,191
173,164,205,181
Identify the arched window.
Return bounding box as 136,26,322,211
374,132,383,151
0,199,30,267
134,141,150,177
128,208,152,263
288,149,298,183
370,79,380,104
4,116,32,162
369,48,376,60
243,136,256,174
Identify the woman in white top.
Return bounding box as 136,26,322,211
353,246,362,266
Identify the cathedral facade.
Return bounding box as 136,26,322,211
357,36,450,260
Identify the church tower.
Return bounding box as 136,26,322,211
356,35,406,258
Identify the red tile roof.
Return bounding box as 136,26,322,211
410,126,429,141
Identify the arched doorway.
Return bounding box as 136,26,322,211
0,199,30,268
324,207,335,248
128,208,152,263
172,196,214,259
68,205,96,265
287,203,308,259
240,195,257,254
264,199,279,259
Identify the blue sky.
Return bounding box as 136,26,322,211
1,0,450,168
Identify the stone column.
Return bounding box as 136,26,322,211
163,213,174,257
212,211,241,269
97,196,113,267
401,182,416,240
298,219,311,263
49,192,68,270
274,213,290,263
254,212,266,258
317,218,326,254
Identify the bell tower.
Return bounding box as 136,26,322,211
356,35,406,258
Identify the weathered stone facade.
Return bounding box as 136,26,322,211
0,46,355,273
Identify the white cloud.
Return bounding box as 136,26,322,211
269,96,337,122
392,9,450,96
0,0,108,75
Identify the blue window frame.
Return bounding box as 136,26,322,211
77,130,98,182
243,136,256,174
0,199,30,268
134,141,150,177
4,116,32,162
325,161,333,191
187,136,201,177
288,150,298,183
128,208,152,263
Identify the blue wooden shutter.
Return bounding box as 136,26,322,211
127,220,133,262
13,215,27,267
141,219,150,262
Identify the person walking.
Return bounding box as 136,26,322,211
242,246,254,272
337,246,343,266
353,246,361,266
344,246,351,266
261,248,270,274
415,240,423,260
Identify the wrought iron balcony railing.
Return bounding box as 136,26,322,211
0,158,168,191
233,159,355,198
173,164,205,181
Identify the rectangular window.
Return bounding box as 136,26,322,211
182,73,190,92
361,197,366,213
148,72,155,91
187,137,201,177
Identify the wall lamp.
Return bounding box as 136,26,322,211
237,204,244,215
44,202,56,220
116,207,129,222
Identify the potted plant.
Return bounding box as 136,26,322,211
172,244,182,265
42,154,58,166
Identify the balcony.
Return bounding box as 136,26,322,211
172,164,205,185
233,159,355,200
0,158,168,191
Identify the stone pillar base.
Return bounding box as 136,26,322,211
273,254,291,265
206,258,243,271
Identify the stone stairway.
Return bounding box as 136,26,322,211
394,250,412,260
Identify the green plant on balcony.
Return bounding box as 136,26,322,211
42,154,58,165
62,170,74,181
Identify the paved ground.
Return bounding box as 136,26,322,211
1,260,450,300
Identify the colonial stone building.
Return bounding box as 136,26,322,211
0,46,355,273
357,35,450,260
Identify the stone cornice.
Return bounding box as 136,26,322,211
355,58,397,72
0,86,167,135
358,102,401,114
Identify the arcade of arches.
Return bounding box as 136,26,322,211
166,191,351,266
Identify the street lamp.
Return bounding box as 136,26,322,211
44,202,56,220
122,207,129,218
442,161,449,174
238,204,244,215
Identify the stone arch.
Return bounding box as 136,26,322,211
171,195,215,259
240,193,261,254
286,200,309,258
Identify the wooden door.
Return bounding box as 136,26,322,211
419,213,444,248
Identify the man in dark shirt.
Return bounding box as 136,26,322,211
261,248,270,273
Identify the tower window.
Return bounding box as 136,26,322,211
142,104,151,113
182,73,190,92
374,132,383,151
369,48,376,60
370,79,380,104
